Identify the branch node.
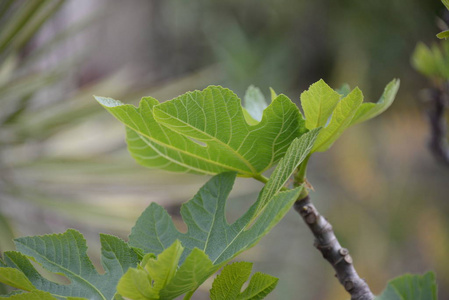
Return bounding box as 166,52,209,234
344,279,355,291
339,248,349,256
305,212,317,224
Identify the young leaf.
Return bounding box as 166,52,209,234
437,30,449,39
300,79,341,130
159,248,215,299
118,243,215,300
96,85,306,177
0,290,57,299
243,85,268,122
128,172,301,266
257,128,321,211
0,266,35,292
312,87,363,152
350,79,400,126
375,272,437,300
210,262,278,300
412,43,444,79
0,230,139,300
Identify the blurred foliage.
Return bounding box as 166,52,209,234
412,40,449,82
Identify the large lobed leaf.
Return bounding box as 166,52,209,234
116,129,319,299
128,172,301,266
210,262,278,300
96,85,306,177
127,129,319,265
375,272,437,300
0,230,139,300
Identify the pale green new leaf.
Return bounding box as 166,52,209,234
145,240,183,293
1,230,139,300
129,172,301,266
350,79,400,126
437,30,449,39
159,248,214,298
210,262,278,300
312,87,363,152
0,266,35,291
96,85,306,177
301,79,341,130
256,128,320,211
118,243,215,300
243,85,268,122
412,43,443,78
375,272,437,300
116,268,156,300
0,290,57,299
269,88,277,102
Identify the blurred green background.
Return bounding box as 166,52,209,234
0,0,448,299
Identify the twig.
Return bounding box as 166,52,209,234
294,195,374,300
427,86,449,165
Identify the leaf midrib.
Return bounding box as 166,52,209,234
130,125,256,177
16,242,106,300
154,108,258,174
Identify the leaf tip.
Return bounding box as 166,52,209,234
94,96,123,107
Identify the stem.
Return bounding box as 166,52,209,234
291,155,374,299
183,290,194,300
294,195,374,300
427,86,449,165
252,173,269,184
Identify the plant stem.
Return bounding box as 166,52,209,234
427,86,449,166
252,173,269,184
294,195,374,300
183,290,194,300
291,155,374,299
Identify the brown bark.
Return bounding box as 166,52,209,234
427,87,449,166
294,195,374,300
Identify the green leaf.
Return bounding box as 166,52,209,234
300,79,341,130
129,172,301,266
437,30,449,39
1,230,139,300
312,87,363,152
96,85,306,177
210,262,278,300
159,248,214,299
256,128,320,211
146,240,183,293
237,272,278,300
375,272,437,300
116,267,156,300
269,88,277,102
118,243,215,300
411,43,449,79
350,79,400,126
0,290,57,299
243,85,268,122
442,0,449,10
0,266,35,291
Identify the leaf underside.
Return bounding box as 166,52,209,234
375,272,437,300
118,129,319,299
210,262,278,300
0,230,139,300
